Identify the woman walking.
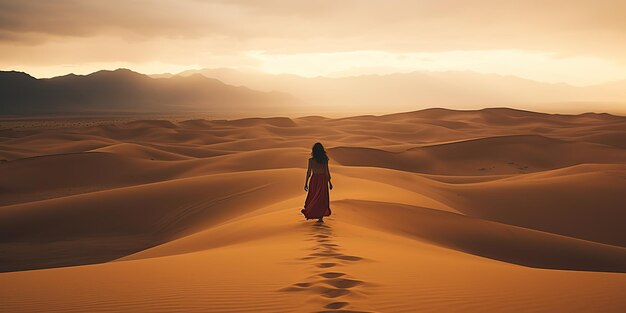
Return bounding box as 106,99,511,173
301,142,333,222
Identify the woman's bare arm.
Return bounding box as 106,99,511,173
304,158,312,191
326,162,333,190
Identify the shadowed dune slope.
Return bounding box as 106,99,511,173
441,164,626,247
0,169,303,272
334,199,626,273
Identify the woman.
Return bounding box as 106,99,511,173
301,142,333,222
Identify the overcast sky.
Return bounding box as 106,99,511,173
1,0,626,85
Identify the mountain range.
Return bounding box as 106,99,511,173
0,69,298,115
1,68,625,116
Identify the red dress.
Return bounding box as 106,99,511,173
301,161,332,219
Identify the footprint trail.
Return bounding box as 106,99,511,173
280,220,373,313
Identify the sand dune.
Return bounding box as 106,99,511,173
91,143,194,161
0,169,304,272
330,134,626,175
440,165,626,247
335,199,626,272
1,108,625,312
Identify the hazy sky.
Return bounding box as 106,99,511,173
1,0,626,85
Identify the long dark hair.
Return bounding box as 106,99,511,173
311,142,329,164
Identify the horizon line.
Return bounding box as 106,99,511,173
3,67,626,88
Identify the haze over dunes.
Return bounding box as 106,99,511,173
178,68,626,114
2,68,626,116
1,108,625,312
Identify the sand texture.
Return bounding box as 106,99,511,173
1,108,625,312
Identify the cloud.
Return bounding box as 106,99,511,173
1,0,625,78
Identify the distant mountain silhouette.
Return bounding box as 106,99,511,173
178,69,626,114
0,69,299,115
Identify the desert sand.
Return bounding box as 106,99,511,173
1,108,625,312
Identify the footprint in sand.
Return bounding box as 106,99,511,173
324,278,363,289
320,287,350,298
335,255,363,262
316,309,371,313
310,252,342,257
324,301,349,309
319,272,345,278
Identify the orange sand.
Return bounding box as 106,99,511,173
1,108,625,312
